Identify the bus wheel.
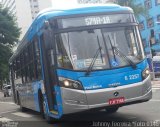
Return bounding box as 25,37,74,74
39,92,45,119
105,107,119,114
41,95,53,123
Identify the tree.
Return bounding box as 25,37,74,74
0,5,21,47
0,44,12,85
0,5,21,88
117,0,148,19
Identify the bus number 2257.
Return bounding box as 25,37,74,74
125,74,139,81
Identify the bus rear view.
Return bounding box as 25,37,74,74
10,4,152,122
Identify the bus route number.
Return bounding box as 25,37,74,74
85,16,111,26
125,74,139,81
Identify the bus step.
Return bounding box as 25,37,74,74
50,110,58,115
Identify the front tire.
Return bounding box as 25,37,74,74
105,107,119,113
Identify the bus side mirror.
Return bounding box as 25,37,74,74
44,20,50,30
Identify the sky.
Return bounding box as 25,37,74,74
51,0,112,9
0,0,112,9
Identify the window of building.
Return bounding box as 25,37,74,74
34,5,38,8
142,39,147,47
139,21,145,30
147,18,154,28
145,0,152,9
35,11,39,14
155,0,160,5
157,15,160,23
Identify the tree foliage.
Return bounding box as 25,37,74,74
117,0,148,19
0,5,20,86
0,44,12,82
0,5,21,47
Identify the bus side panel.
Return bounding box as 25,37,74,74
32,81,43,112
54,85,63,118
45,86,63,119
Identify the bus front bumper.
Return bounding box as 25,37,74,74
60,76,152,114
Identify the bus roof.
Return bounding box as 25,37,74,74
9,4,133,63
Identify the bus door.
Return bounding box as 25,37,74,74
39,29,58,113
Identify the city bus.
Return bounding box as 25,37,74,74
9,4,152,122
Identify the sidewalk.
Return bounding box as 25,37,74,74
151,79,160,88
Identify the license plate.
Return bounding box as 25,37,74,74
108,97,125,105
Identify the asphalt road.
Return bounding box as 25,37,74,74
0,86,160,127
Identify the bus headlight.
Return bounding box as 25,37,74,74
59,77,83,90
142,68,150,79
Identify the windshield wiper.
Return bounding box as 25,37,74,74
114,46,137,69
85,36,103,76
107,35,136,69
85,46,102,76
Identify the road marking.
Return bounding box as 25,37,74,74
0,117,12,122
152,87,160,90
150,99,160,102
12,112,33,118
152,89,157,92
152,85,160,87
0,102,15,105
0,110,18,115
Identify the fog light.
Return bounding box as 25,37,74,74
72,82,79,89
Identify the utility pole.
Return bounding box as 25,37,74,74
149,29,155,80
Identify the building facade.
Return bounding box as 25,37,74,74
1,0,52,40
135,0,160,57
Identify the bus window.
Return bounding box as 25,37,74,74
28,43,34,61
16,56,20,71
28,43,36,81
24,48,29,64
20,53,24,69
55,30,110,70
34,39,42,80
29,63,34,81
21,68,25,83
48,49,54,66
24,66,29,82
55,34,73,69
34,40,40,58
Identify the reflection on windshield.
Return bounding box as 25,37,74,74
55,26,144,70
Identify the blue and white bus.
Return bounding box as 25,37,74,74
9,4,152,122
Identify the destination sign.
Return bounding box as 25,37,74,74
85,16,111,25
57,14,136,29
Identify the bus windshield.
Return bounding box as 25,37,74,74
56,26,145,70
